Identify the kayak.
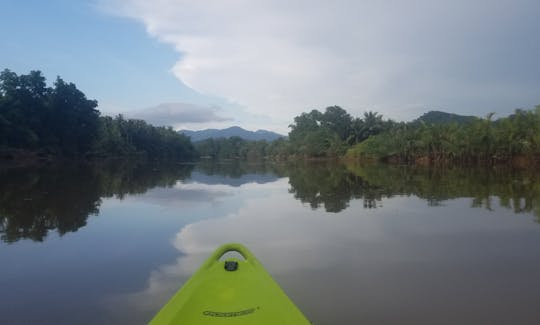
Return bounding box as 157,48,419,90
149,243,311,324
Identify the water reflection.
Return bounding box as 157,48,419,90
2,161,540,324
2,161,540,244
0,161,286,244
194,160,285,184
0,161,193,243
286,162,540,222
108,178,540,324
285,162,374,212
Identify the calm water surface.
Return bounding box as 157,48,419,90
1,161,540,324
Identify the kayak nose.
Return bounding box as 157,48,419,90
149,243,311,324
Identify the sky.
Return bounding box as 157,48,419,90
1,0,539,134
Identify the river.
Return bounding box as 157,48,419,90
1,160,540,324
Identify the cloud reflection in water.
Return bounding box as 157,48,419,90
105,176,540,324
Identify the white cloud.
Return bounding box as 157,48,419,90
126,102,230,128
104,0,540,124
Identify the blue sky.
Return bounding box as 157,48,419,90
0,0,243,130
1,1,186,106
1,0,539,133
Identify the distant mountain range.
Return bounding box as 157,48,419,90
413,111,479,125
179,126,285,142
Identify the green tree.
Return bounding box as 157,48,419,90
321,106,353,142
1,69,196,161
49,77,100,155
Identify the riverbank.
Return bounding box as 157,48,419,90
342,153,540,168
0,148,56,168
0,147,195,169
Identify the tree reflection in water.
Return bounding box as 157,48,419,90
0,161,193,243
285,162,540,222
2,160,539,243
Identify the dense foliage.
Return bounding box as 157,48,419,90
348,107,540,164
4,69,538,165
265,105,540,165
190,106,397,160
287,106,393,157
0,69,195,160
0,69,99,156
93,115,195,160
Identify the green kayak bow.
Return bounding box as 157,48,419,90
149,243,311,324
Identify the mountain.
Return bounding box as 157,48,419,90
414,111,479,125
180,126,285,142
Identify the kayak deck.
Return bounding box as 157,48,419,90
149,243,311,324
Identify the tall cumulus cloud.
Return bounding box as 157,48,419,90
104,0,540,123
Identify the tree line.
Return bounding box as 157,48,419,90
191,106,394,160
193,136,290,160
259,105,540,165
347,107,540,164
3,69,538,165
0,69,196,161
286,106,392,157
188,104,540,165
